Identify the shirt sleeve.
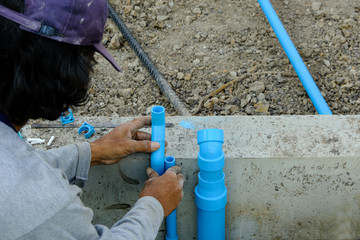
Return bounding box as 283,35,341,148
33,142,91,187
20,194,164,240
107,196,164,239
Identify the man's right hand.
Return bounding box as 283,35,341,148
139,166,184,217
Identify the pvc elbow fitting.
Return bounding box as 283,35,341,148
151,106,165,175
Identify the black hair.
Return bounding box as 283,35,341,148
0,0,95,126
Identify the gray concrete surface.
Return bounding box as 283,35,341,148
22,115,360,239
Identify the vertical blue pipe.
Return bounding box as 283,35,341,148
164,156,179,240
151,106,165,175
258,0,332,115
195,129,227,240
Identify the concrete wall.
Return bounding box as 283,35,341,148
27,115,360,239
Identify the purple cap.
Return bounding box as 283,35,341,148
0,0,121,72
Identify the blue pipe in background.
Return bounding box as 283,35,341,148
151,106,166,175
258,0,332,115
164,156,179,240
195,129,227,240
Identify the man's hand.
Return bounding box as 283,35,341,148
140,166,184,217
90,117,160,166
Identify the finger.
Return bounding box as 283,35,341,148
177,173,185,186
166,165,182,175
146,167,159,179
134,131,152,141
130,117,152,133
132,140,160,152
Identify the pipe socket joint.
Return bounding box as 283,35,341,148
151,106,165,175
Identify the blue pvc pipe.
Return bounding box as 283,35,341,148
151,106,165,175
258,0,332,115
195,129,227,240
164,156,179,240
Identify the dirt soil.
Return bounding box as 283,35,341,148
74,0,360,118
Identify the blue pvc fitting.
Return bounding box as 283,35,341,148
150,106,165,175
164,156,178,240
195,129,227,240
60,109,75,124
78,122,95,139
258,0,332,115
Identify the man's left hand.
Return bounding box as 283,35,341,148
89,116,160,165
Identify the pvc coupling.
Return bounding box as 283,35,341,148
195,128,227,240
151,106,166,175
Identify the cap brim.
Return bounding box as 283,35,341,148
93,43,121,72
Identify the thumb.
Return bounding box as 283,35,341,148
146,167,159,179
133,140,160,153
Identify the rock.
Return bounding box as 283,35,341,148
204,100,212,109
225,105,239,114
111,112,119,118
157,15,170,21
118,88,133,99
193,59,201,64
192,7,201,14
230,71,237,77
185,16,194,24
109,34,121,50
240,94,251,108
324,60,331,67
312,2,322,11
177,72,185,79
249,81,265,93
184,74,192,81
134,74,145,82
254,101,270,113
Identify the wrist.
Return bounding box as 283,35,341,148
89,142,101,166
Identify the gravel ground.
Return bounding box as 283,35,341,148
75,0,359,117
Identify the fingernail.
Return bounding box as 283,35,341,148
150,142,160,151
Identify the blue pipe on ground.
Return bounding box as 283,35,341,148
258,0,332,115
164,156,179,240
151,106,165,175
195,129,227,240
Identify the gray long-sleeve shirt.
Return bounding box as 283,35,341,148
0,121,164,240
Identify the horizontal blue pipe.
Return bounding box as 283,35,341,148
196,129,227,240
151,106,165,175
258,0,332,115
164,156,178,240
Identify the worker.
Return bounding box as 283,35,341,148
0,0,184,239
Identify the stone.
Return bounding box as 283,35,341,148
118,88,133,99
312,2,322,11
109,34,121,50
157,15,170,21
230,71,237,77
249,81,265,93
254,102,270,113
177,72,185,80
193,59,201,64
192,7,201,14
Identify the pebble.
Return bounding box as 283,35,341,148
118,88,132,99
192,7,201,14
312,2,322,11
177,72,185,79
249,81,265,93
